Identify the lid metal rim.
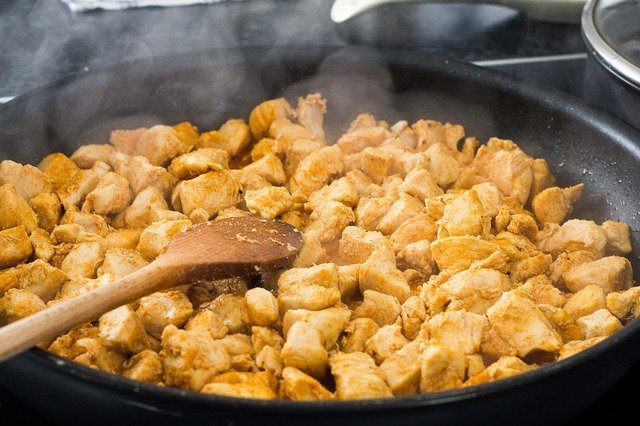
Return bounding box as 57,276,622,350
581,0,640,89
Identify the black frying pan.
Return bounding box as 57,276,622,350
0,46,639,425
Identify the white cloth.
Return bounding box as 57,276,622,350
61,0,232,12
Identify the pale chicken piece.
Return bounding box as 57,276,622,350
601,220,633,255
281,321,329,379
123,350,163,383
464,356,533,386
576,309,622,339
486,292,562,357
337,264,360,301
346,113,379,132
98,305,150,354
531,184,583,224
269,117,318,147
0,160,52,201
422,144,460,188
167,148,229,180
530,158,557,199
305,201,356,244
249,98,293,141
0,183,38,233
537,304,584,342
506,213,539,242
398,168,443,201
217,334,256,371
469,250,510,273
419,344,466,392
358,256,411,303
389,213,437,253
284,138,325,177
0,288,47,325
292,233,328,268
60,239,106,280
288,145,343,198
430,236,499,272
38,153,80,190
470,182,503,218
136,219,192,261
96,248,148,279
438,189,490,238
55,168,100,208
81,171,133,215
256,345,284,377
184,310,229,339
47,324,100,359
171,170,241,217
306,178,359,211
465,354,486,379
359,147,402,184
547,250,596,289
250,137,283,162
340,318,380,353
282,306,351,349
344,169,375,199
198,119,251,157
202,375,277,400
281,366,335,401
205,294,251,334
137,290,194,339
251,326,284,353
396,240,435,279
242,153,286,186
379,339,423,396
428,310,488,355
50,223,84,244
245,287,279,327
91,160,111,177
430,268,511,315
514,275,565,308
364,324,409,365
390,120,418,150
354,196,396,232
60,205,109,237
105,228,142,250
400,296,427,340
353,290,401,327
29,228,55,262
330,351,393,399
296,93,327,140
110,125,191,166
558,337,607,360
535,219,608,259
71,144,116,169
472,138,533,205
606,287,640,323
73,337,126,374
563,285,606,321
28,192,62,232
114,186,186,229
563,256,632,295
278,284,342,313
14,259,68,302
336,126,388,155
244,186,293,220
376,193,424,235
233,170,271,192
339,226,394,264
160,325,231,391
108,152,177,199
278,263,339,292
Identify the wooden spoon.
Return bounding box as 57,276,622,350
0,216,303,363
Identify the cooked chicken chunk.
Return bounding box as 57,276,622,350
576,309,622,339
339,226,393,264
330,352,392,399
358,256,411,303
305,200,355,243
419,344,466,392
465,356,533,386
244,186,293,220
558,337,607,360
202,372,277,400
288,145,343,198
531,184,583,224
364,324,409,365
282,306,351,349
514,275,565,307
14,259,68,302
281,321,328,379
340,318,380,353
379,339,423,396
205,294,251,334
245,287,279,327
281,366,335,401
438,189,490,238
160,325,230,391
109,152,177,199
136,219,191,261
199,119,251,157
137,290,194,339
0,288,47,325
123,350,163,383
0,160,52,201
537,304,584,342
168,148,228,180
98,305,150,354
563,256,632,294
547,250,596,289
428,310,487,355
171,170,241,217
110,125,192,166
81,172,133,215
353,290,401,327
249,98,293,141
601,220,633,255
563,285,606,321
535,219,608,259
606,287,640,323
430,268,511,314
96,248,148,280
389,213,437,253
242,153,286,186
485,292,562,357
430,236,499,272
376,193,424,236
55,168,100,208
0,183,38,233
28,192,62,232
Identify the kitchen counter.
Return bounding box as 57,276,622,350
0,0,636,424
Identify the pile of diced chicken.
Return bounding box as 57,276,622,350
0,93,637,400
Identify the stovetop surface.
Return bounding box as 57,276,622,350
0,0,636,424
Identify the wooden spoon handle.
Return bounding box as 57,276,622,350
0,261,179,363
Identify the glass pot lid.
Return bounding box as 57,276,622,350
582,0,640,88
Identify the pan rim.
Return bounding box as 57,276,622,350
3,45,640,412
